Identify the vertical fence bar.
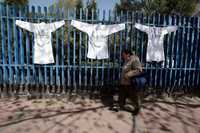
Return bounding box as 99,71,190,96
25,6,30,86
144,14,149,72
73,8,77,88
37,6,43,87
61,6,65,90
176,15,182,86
6,5,13,86
49,5,54,88
196,17,200,86
78,8,83,88
67,9,71,87
19,7,25,86
180,16,186,86
135,12,139,56
152,13,157,87
190,17,196,86
89,9,94,87
173,15,179,87
188,17,194,86
43,7,48,87
84,9,88,87
130,12,134,52
169,15,176,87
101,10,106,86
107,10,111,86
162,15,166,88
192,17,197,86
1,4,8,86
183,17,190,87
31,6,36,86
140,12,145,64
13,6,19,86
112,10,117,86
118,11,123,83
191,17,198,86
157,14,162,87
55,5,60,88
164,15,169,88
194,18,200,86
95,9,99,87
125,11,128,49
0,3,2,90
178,16,185,86
168,15,173,87
154,13,159,87
138,12,143,60
159,14,164,87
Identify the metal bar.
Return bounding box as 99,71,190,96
37,6,43,85
183,17,190,86
55,5,60,87
67,8,71,87
49,5,54,86
44,6,48,86
101,10,106,86
61,6,65,87
1,5,8,85
73,8,76,88
78,8,83,87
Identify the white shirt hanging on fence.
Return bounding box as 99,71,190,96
16,20,65,64
135,23,177,62
71,20,125,59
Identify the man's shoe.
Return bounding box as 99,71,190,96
132,107,140,115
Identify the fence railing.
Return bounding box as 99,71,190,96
0,3,200,90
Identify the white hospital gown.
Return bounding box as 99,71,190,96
135,23,177,62
16,20,65,64
71,20,125,59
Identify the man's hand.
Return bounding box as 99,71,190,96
124,69,142,79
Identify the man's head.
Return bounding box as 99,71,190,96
122,49,134,61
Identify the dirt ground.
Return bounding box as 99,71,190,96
0,95,200,133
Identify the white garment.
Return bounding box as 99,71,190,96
16,20,65,64
71,20,125,59
135,23,177,62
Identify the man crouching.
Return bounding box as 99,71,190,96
119,49,143,114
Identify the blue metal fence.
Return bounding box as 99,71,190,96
0,3,200,90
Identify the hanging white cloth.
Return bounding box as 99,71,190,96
135,23,177,62
71,20,125,59
16,20,65,64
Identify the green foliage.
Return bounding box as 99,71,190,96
5,0,28,6
57,0,83,9
116,0,198,16
86,0,97,10
86,0,97,19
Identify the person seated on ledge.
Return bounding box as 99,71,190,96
118,49,143,114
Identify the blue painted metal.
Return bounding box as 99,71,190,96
78,8,83,87
67,8,71,87
6,5,13,85
55,4,60,87
44,7,48,86
31,6,36,85
37,6,43,85
84,9,88,87
101,10,106,86
1,4,8,85
61,6,65,87
73,8,76,88
0,4,199,90
49,5,54,87
18,6,25,85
